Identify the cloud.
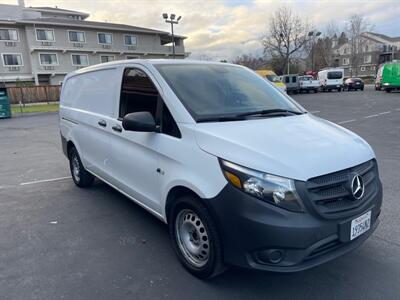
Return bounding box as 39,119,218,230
2,0,399,60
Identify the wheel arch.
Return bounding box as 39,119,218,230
165,185,202,224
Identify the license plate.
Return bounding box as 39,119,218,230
350,211,371,240
356,82,360,85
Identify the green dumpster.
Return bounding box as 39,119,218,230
0,88,12,119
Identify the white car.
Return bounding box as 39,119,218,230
60,60,382,279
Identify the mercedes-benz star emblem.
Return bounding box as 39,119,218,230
351,175,364,200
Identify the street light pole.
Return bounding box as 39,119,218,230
279,33,290,75
163,13,181,59
308,31,321,71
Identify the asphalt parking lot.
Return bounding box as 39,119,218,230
1,86,399,300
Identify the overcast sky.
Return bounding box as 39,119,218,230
2,0,399,60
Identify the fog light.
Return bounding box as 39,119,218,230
258,249,284,264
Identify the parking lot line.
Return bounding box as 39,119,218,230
378,111,391,115
364,114,379,119
309,110,320,114
20,176,71,186
338,119,357,124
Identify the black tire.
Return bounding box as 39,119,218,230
361,87,364,91
168,195,225,279
306,89,310,93
385,89,391,93
314,89,318,93
68,146,94,188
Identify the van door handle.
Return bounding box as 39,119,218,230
112,124,122,132
98,119,107,127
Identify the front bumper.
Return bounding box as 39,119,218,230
204,175,382,272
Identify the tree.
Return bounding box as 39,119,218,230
262,6,311,75
345,14,374,76
231,55,267,70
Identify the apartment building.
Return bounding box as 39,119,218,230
331,32,400,78
0,1,187,86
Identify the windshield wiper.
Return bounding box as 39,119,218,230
237,108,304,118
197,109,304,123
197,115,247,123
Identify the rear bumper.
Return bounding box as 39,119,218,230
347,84,364,89
323,84,342,89
204,180,382,272
300,86,319,90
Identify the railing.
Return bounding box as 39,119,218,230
7,85,61,105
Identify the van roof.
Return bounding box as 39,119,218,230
66,59,241,78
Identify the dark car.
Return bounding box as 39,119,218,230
344,77,364,91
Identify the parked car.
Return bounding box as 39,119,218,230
256,69,286,93
381,61,400,92
318,68,344,92
282,74,300,94
299,75,320,93
344,77,364,91
60,60,382,279
375,65,383,90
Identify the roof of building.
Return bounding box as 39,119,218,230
18,17,186,38
363,32,400,42
26,6,89,17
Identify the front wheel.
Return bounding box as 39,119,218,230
169,195,225,279
68,147,94,188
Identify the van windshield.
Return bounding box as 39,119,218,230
155,64,303,122
266,75,281,83
327,71,343,79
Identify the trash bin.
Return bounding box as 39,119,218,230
0,88,12,119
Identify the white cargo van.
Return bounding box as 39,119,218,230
318,68,344,92
60,60,382,279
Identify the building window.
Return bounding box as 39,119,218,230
343,47,347,54
343,58,349,65
68,31,86,43
365,45,369,52
36,29,55,41
71,54,89,66
97,33,112,44
2,53,23,66
100,55,115,63
126,55,139,59
0,29,18,41
39,53,58,65
124,35,137,46
360,66,366,72
364,55,371,63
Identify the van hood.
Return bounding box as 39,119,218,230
195,114,375,181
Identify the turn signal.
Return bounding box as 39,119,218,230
224,171,242,188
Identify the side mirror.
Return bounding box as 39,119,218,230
122,111,157,132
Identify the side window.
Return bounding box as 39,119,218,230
119,68,181,138
292,76,297,83
119,68,158,119
285,76,289,83
161,103,181,138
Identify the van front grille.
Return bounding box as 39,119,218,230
305,160,378,218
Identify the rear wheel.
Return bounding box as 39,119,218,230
68,147,94,188
169,195,225,279
385,88,392,93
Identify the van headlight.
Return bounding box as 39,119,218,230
220,159,304,212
